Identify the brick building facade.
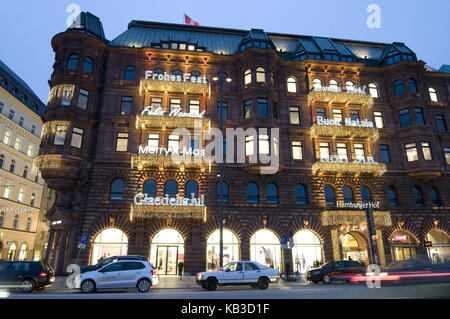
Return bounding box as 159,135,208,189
37,12,450,275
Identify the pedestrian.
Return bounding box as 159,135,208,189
178,261,184,280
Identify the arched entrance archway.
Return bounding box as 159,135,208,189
206,229,240,271
18,243,28,260
150,229,184,275
8,242,17,261
341,232,368,265
426,229,449,264
250,229,281,270
390,230,418,261
292,230,323,273
91,228,128,265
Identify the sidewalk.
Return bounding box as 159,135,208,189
47,275,309,291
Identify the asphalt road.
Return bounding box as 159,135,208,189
2,282,450,299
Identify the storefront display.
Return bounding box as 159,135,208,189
150,229,185,275
206,229,240,270
426,229,449,264
91,228,128,265
390,230,418,261
292,230,323,273
250,230,281,270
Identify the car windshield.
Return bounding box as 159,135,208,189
219,263,232,271
321,261,334,268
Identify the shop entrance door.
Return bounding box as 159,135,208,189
156,246,178,275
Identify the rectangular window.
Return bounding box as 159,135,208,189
398,109,412,127
414,108,425,125
3,184,11,199
0,102,3,113
18,187,24,203
259,134,269,155
217,101,228,120
168,135,180,151
436,115,447,132
292,141,303,160
190,135,200,150
405,143,418,162
380,144,390,163
354,143,365,160
421,142,433,160
332,109,343,123
116,133,128,152
349,110,359,121
189,100,200,114
257,98,268,117
337,143,348,161
289,107,300,125
170,98,182,113
316,108,326,121
244,99,252,119
77,89,89,110
245,135,254,156
120,96,133,114
53,125,67,145
31,125,36,135
179,43,186,50
19,116,24,127
147,134,159,150
374,111,384,128
444,148,450,165
8,109,14,120
319,142,329,160
61,86,73,105
150,97,162,108
70,127,84,148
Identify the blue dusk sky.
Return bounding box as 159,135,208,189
0,0,448,103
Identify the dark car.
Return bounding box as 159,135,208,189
80,255,147,273
306,260,366,284
0,261,55,293
380,259,450,284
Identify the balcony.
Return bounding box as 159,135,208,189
321,210,392,227
140,77,209,95
131,153,211,171
33,154,82,190
310,123,379,141
312,158,387,176
135,114,210,130
307,88,374,108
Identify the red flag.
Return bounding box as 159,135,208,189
184,14,199,26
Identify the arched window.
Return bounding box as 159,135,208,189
154,68,164,75
14,137,20,150
287,76,297,93
10,159,15,173
164,180,178,199
244,69,252,85
0,211,4,227
324,185,336,205
83,57,94,73
8,242,17,260
428,88,439,102
413,186,424,206
191,70,201,77
3,131,10,144
247,182,259,203
123,66,136,81
292,230,323,272
361,186,372,203
250,229,281,269
430,187,441,207
329,79,339,90
266,183,278,204
13,215,19,229
185,180,199,198
313,78,322,90
207,229,239,271
172,69,183,76
368,83,379,98
408,78,418,93
388,186,398,206
30,193,36,206
256,67,266,82
345,81,355,92
216,181,229,203
67,54,79,70
19,243,27,260
296,184,307,205
92,228,128,265
393,80,405,95
110,178,124,201
342,186,354,203
143,179,157,197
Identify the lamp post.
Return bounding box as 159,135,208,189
212,72,231,268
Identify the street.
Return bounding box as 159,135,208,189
2,282,450,299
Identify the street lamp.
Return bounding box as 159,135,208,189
212,72,231,268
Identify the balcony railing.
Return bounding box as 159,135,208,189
130,204,206,221
312,159,387,176
307,88,374,108
310,123,379,141
321,210,392,227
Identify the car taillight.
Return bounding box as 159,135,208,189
38,272,47,278
151,269,157,275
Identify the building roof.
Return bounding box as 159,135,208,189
0,59,46,117
439,64,450,74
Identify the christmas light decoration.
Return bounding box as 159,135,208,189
321,210,392,227
140,78,209,95
312,161,387,176
131,154,211,171
308,90,374,108
135,114,210,130
310,123,379,140
130,204,206,221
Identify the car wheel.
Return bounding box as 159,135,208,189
137,279,151,293
201,284,208,290
206,278,217,291
21,279,35,293
251,284,258,288
81,279,96,293
258,277,269,290
323,275,331,284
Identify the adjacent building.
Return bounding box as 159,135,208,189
38,12,450,275
0,59,47,261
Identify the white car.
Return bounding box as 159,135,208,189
75,260,158,293
195,261,280,291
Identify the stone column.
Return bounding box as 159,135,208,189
55,230,69,275
44,228,55,264
240,236,250,261
330,229,341,261
376,229,386,267
64,228,78,269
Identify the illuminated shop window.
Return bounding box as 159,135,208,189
19,243,28,260
287,77,297,93
246,183,259,203
342,186,354,203
216,181,229,203
421,142,433,160
83,57,94,73
292,230,323,273
391,231,418,262
256,67,266,83
91,228,128,265
189,100,200,114
207,229,239,271
244,69,252,85
342,233,367,264
426,230,449,264
292,141,303,160
413,186,424,206
124,66,136,81
150,229,184,275
185,180,199,198
374,111,384,128
116,133,128,152
250,229,281,270
70,127,84,149
405,143,418,162
428,88,439,102
66,54,79,69
110,178,124,201
368,83,379,98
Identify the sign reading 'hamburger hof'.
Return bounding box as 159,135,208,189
144,70,207,84
141,106,205,118
317,116,374,128
134,193,205,207
336,202,380,209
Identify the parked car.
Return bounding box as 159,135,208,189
195,261,280,291
306,260,365,284
0,261,55,293
75,260,158,293
80,255,147,273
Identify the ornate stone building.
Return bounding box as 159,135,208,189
38,12,449,275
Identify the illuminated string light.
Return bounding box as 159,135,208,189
321,210,392,227
310,124,379,141
131,204,206,220
312,161,387,176
308,90,374,108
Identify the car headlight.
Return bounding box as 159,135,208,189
196,274,204,280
